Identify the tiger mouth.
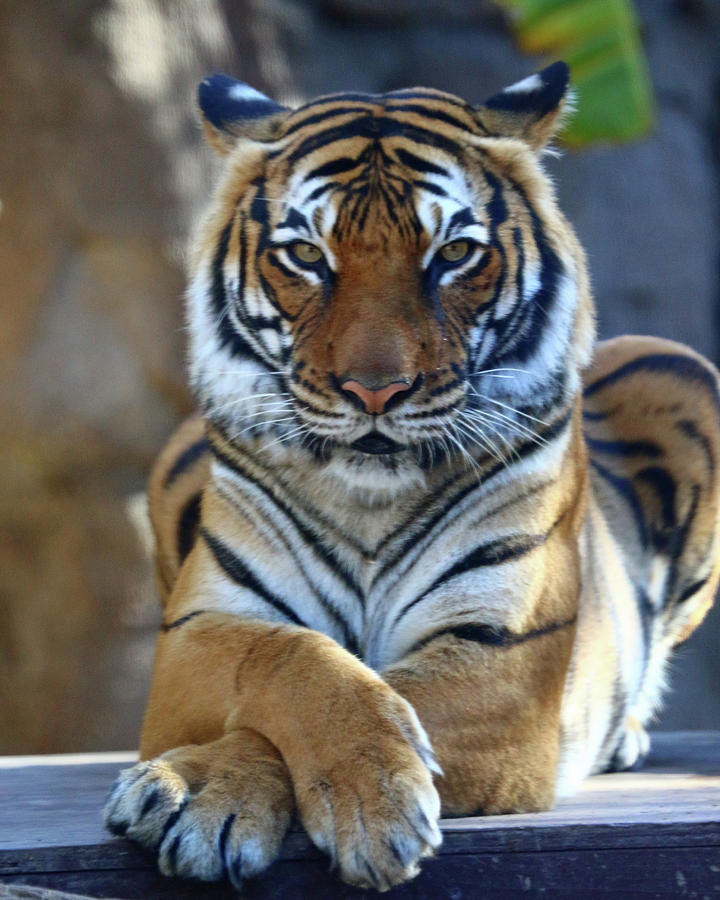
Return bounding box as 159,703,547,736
349,432,408,455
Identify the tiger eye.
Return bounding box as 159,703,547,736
439,240,471,263
290,241,323,264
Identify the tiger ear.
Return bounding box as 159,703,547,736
198,73,289,154
475,61,572,151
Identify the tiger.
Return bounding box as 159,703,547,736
104,62,720,892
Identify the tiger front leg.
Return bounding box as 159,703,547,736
232,621,442,890
383,621,575,816
110,613,441,891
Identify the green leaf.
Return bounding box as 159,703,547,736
497,0,654,146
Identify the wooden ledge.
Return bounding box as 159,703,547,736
1,733,719,898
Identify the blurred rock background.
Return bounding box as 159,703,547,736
1,0,718,753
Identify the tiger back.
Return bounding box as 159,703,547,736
105,65,720,892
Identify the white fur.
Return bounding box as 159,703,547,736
504,73,544,94
228,82,272,103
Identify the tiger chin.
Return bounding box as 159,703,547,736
104,63,720,892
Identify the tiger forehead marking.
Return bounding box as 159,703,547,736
275,101,485,235
271,94,489,248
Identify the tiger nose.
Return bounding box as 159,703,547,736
340,379,412,415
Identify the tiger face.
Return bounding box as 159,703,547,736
188,66,594,494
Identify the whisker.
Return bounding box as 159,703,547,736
215,391,290,406
252,197,288,205
468,367,529,377
260,424,310,451
211,398,292,415
473,416,520,461
455,416,508,466
465,382,549,428
464,406,548,448
445,424,484,479
470,373,514,379
482,409,545,439
454,417,507,467
236,403,294,418
230,415,298,441
479,394,549,427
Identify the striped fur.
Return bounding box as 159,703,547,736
106,65,720,890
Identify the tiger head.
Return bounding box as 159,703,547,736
188,64,594,496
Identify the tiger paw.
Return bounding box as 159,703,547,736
292,688,442,891
103,730,294,889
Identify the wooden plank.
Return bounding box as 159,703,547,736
4,847,720,899
1,733,719,898
0,886,103,900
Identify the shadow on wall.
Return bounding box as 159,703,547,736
0,0,718,754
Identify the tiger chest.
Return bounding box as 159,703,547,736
201,462,543,671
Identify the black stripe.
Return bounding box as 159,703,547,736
306,182,336,202
385,90,468,108
469,171,507,364
394,147,447,175
445,206,476,237
218,813,236,880
177,493,202,562
383,102,474,131
410,614,577,654
492,173,564,365
283,117,463,166
584,353,720,407
428,531,552,590
160,610,207,632
635,467,677,533
244,312,282,332
304,156,361,180
290,393,345,419
211,215,266,363
283,104,376,137
676,419,715,473
374,407,572,579
585,437,663,458
405,399,460,419
488,225,524,352
201,527,308,627
164,438,208,487
414,180,447,197
582,407,614,421
590,459,649,549
214,481,359,653
229,205,290,352
664,482,701,610
208,435,366,589
392,526,557,630
676,574,711,606
277,207,309,231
